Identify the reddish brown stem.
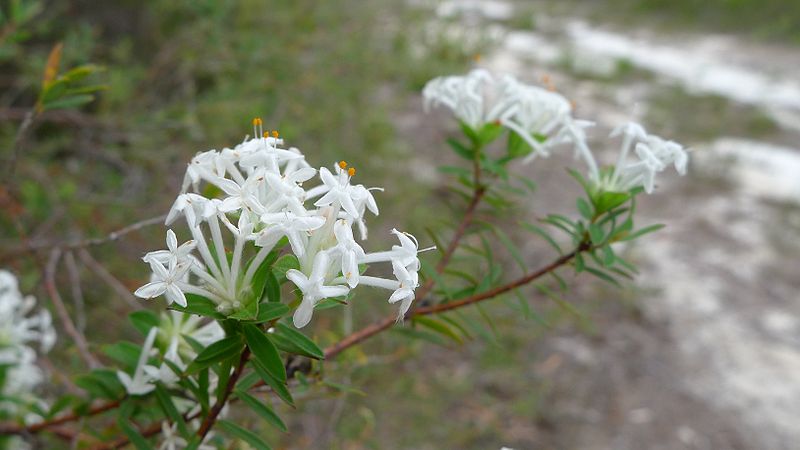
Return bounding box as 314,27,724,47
195,346,251,439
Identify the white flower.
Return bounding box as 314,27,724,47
313,166,359,217
330,219,366,288
142,229,196,267
361,228,426,269
594,122,689,194
214,172,267,214
134,258,191,307
117,327,158,396
165,193,216,228
286,252,350,328
423,68,494,128
256,212,326,257
388,260,418,319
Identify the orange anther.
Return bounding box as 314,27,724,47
271,130,279,138
252,117,262,126
338,160,348,169
348,167,356,177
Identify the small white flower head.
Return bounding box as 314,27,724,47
423,68,494,129
597,122,689,194
140,119,434,327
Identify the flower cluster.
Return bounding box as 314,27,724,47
423,69,688,193
0,270,55,422
136,120,433,327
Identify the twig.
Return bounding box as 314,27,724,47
64,251,86,333
3,108,36,182
45,249,101,369
0,214,167,260
77,249,142,310
326,245,585,359
195,347,251,439
0,399,122,435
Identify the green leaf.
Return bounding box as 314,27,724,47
392,327,449,347
117,417,152,450
74,369,125,399
129,310,159,336
592,190,630,215
447,137,475,160
273,323,325,360
413,316,463,344
264,271,281,303
476,122,504,145
249,302,289,323
507,131,533,158
577,198,593,220
42,94,95,111
521,222,563,255
602,244,616,266
243,324,286,382
251,360,294,407
588,223,606,245
169,294,225,320
534,284,584,320
102,341,141,370
584,267,622,287
154,384,189,437
218,419,273,450
619,224,666,242
236,391,288,432
186,336,244,374
272,254,300,282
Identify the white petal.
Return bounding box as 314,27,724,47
293,300,315,328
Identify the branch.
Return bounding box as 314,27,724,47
0,214,167,261
45,249,101,369
195,346,251,439
326,244,586,359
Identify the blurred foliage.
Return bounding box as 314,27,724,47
573,0,800,44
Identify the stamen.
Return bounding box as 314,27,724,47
338,160,348,170
252,117,263,139
271,130,279,138
262,131,270,138
419,245,437,253
348,167,356,177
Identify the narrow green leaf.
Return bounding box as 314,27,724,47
243,324,286,382
413,316,463,344
128,310,159,336
274,323,325,360
154,384,189,437
534,284,584,320
619,224,666,242
602,245,616,266
218,419,273,450
117,417,152,450
521,222,563,255
169,294,225,320
588,223,606,245
102,341,141,370
577,198,593,220
249,303,289,323
187,336,243,373
251,361,294,407
236,391,287,432
584,267,622,287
